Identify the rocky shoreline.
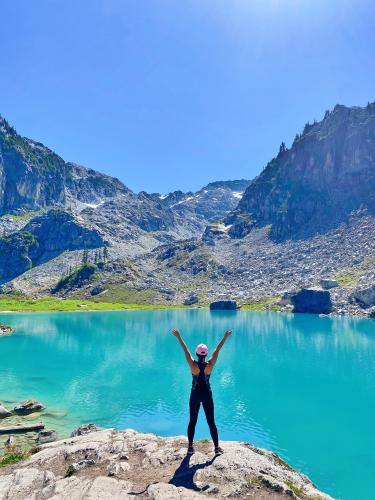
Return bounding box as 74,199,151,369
0,427,332,499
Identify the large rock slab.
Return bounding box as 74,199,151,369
0,428,331,499
351,284,375,308
209,300,237,310
291,288,332,314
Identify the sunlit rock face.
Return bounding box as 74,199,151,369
0,116,130,215
227,103,375,241
0,428,332,499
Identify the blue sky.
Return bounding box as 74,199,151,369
1,0,374,193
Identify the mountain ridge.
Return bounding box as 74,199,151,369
227,102,375,241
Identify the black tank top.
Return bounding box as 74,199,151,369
191,360,211,393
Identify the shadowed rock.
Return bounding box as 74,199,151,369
291,288,332,314
210,300,237,310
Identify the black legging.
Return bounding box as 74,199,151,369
188,389,219,447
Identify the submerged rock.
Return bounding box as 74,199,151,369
37,430,58,444
13,399,45,415
0,428,332,499
210,300,237,310
0,405,12,419
291,288,332,314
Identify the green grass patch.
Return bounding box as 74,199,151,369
89,284,159,305
241,295,281,311
284,480,303,496
64,464,75,477
0,450,29,468
1,211,39,221
0,295,185,312
334,273,358,288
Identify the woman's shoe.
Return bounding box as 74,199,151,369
187,446,195,455
214,446,224,455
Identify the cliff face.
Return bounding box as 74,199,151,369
0,210,105,282
227,103,375,241
0,428,332,499
0,117,129,214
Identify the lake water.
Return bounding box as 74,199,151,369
1,309,374,499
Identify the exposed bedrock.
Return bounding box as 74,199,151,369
0,428,332,499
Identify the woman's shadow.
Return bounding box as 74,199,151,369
169,453,217,492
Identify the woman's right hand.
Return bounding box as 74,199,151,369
224,330,233,338
172,328,180,337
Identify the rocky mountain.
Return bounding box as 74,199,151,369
1,105,375,318
0,113,251,287
0,116,128,214
147,179,251,223
227,103,375,241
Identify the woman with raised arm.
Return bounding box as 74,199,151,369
172,328,233,456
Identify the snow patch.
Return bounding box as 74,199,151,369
84,200,104,209
232,191,243,199
159,194,168,200
171,196,194,207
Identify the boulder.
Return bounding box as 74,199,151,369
278,291,295,306
13,399,45,415
183,293,198,306
0,405,12,418
4,435,15,447
351,284,375,308
210,300,238,310
70,423,102,437
320,279,339,290
37,430,58,444
0,324,13,335
291,288,332,314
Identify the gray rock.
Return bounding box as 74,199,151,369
13,399,45,415
0,429,332,499
4,435,14,447
291,288,332,314
70,423,102,437
210,300,238,310
37,430,57,444
320,279,339,289
0,405,12,418
183,293,198,306
91,285,106,296
226,104,375,242
351,284,375,308
0,324,13,335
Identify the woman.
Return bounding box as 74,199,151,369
172,328,233,455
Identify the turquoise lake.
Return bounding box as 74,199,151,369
1,309,375,499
